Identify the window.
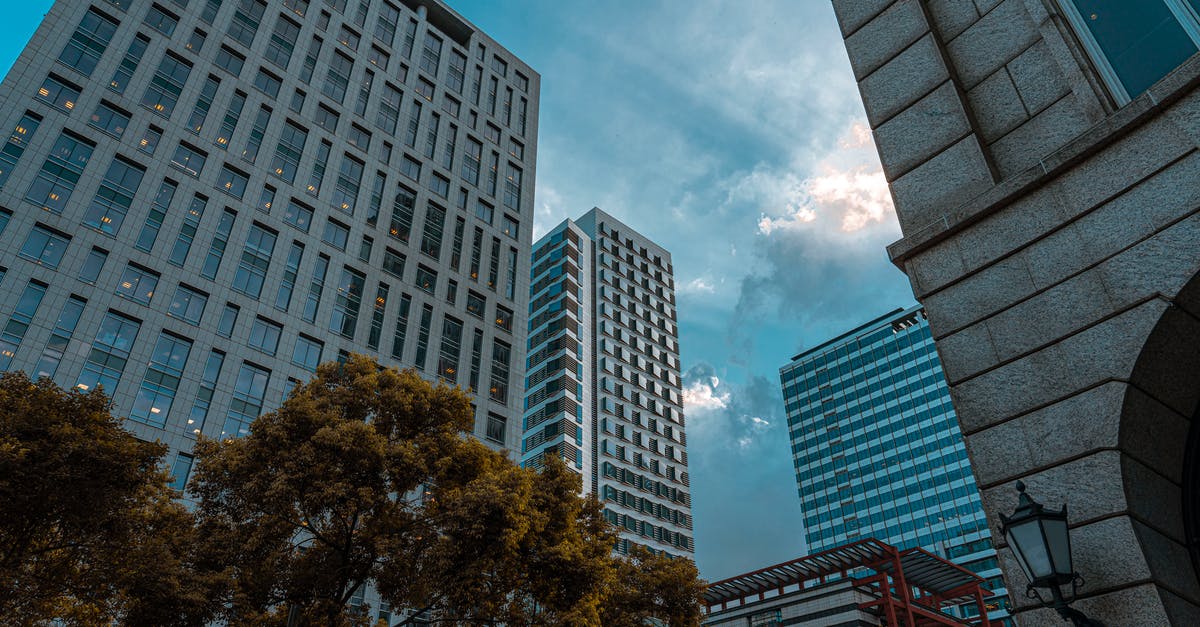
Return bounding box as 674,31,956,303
450,216,465,270
463,138,482,185
369,44,389,70
466,291,485,319
186,28,207,53
436,316,463,382
329,266,365,338
60,9,119,76
348,124,371,152
382,247,405,278
79,247,108,283
416,77,435,101
376,2,399,44
1061,0,1200,102
338,25,360,51
495,305,513,332
271,121,307,182
469,227,482,281
275,241,304,311
307,140,331,196
447,50,467,93
221,362,270,439
116,263,159,305
228,0,267,47
259,185,276,213
76,310,140,393
420,203,445,259
265,15,301,70
484,122,500,144
390,292,412,359
19,225,70,268
489,340,511,404
300,35,323,84
486,413,505,443
475,200,494,225
81,156,144,234
284,0,309,17
37,75,80,111
322,219,350,250
487,237,500,290
415,264,437,295
249,316,283,355
130,332,192,428
201,208,237,280
135,178,178,254
109,33,150,94
171,143,207,177
0,281,47,369
89,101,130,137
404,99,422,147
168,284,208,324
468,328,483,391
323,50,353,103
142,53,192,117
243,105,272,161
413,304,432,369
233,223,277,298
390,185,416,242
333,154,364,213
254,68,282,98
33,295,87,381
501,214,519,240
139,125,163,155
378,82,402,133
217,302,239,337
400,154,421,181
215,45,246,76
293,335,323,371
169,454,194,492
187,75,220,133
445,279,457,305
0,112,41,188
216,163,248,198
303,254,329,323
442,94,461,117
358,235,373,262
429,172,450,198
216,91,246,148
508,138,524,160
515,71,529,92
186,349,224,437
491,55,508,77
168,193,206,265
367,283,388,350
144,4,179,36
290,88,306,112
284,198,314,232
401,18,417,58
315,104,339,132
504,163,522,212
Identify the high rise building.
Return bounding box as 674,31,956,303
0,0,538,509
520,208,693,557
780,305,1008,621
830,1,1200,622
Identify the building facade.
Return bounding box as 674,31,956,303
520,208,694,557
781,306,1007,622
831,0,1200,623
0,0,537,543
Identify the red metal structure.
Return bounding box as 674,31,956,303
703,538,993,626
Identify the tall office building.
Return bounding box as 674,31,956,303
0,0,538,504
520,208,693,557
780,306,1008,621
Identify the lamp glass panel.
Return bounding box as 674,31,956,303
1045,516,1072,575
1009,519,1052,579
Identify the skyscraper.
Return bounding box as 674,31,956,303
521,208,693,557
780,306,1008,621
0,0,538,504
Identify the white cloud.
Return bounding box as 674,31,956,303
683,375,730,412
680,277,717,294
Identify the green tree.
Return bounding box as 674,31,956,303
0,371,220,626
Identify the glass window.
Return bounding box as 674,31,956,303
315,104,339,132
348,124,371,152
382,247,405,278
89,101,130,138
489,339,511,404
243,105,271,161
0,281,48,370
323,50,353,103
217,302,239,337
215,45,246,76
436,316,463,382
420,31,441,75
233,223,277,298
201,208,237,280
79,247,108,283
283,198,314,232
400,154,421,181
322,219,350,250
303,253,329,323
33,295,87,381
76,310,141,393
168,284,208,325
367,283,388,350
501,214,519,240
329,266,365,338
495,305,513,332
389,185,416,242
186,28,207,53
266,15,301,70
466,291,485,319
475,199,494,225
60,9,119,76
271,121,307,183
142,53,192,117
187,75,221,133
0,112,41,189
293,334,323,371
377,82,402,133
307,139,330,197
168,193,207,266
139,125,163,155
249,316,282,355
81,156,144,234
116,263,159,305
415,264,436,295
19,225,70,269
338,25,360,51
130,331,192,428
462,138,482,185
228,0,267,47
144,3,179,36
420,203,446,259
429,172,449,198
216,90,246,149
37,75,80,112
275,241,304,311
221,362,270,439
109,33,150,95
503,163,522,212
169,453,194,492
218,164,249,199
171,142,207,177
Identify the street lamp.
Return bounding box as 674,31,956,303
1000,481,1103,626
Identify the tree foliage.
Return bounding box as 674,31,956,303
0,371,220,626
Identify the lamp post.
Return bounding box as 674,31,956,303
1000,481,1103,626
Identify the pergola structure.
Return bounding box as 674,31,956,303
703,538,994,626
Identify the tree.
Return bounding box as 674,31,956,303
601,544,706,627
0,371,220,626
192,355,706,626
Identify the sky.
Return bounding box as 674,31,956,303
0,1,916,581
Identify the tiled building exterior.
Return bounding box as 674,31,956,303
832,0,1200,623
0,0,538,535
781,306,1008,622
521,208,694,557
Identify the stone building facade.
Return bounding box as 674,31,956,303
831,0,1200,624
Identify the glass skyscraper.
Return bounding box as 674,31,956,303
780,305,1009,621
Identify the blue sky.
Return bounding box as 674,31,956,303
0,1,916,581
